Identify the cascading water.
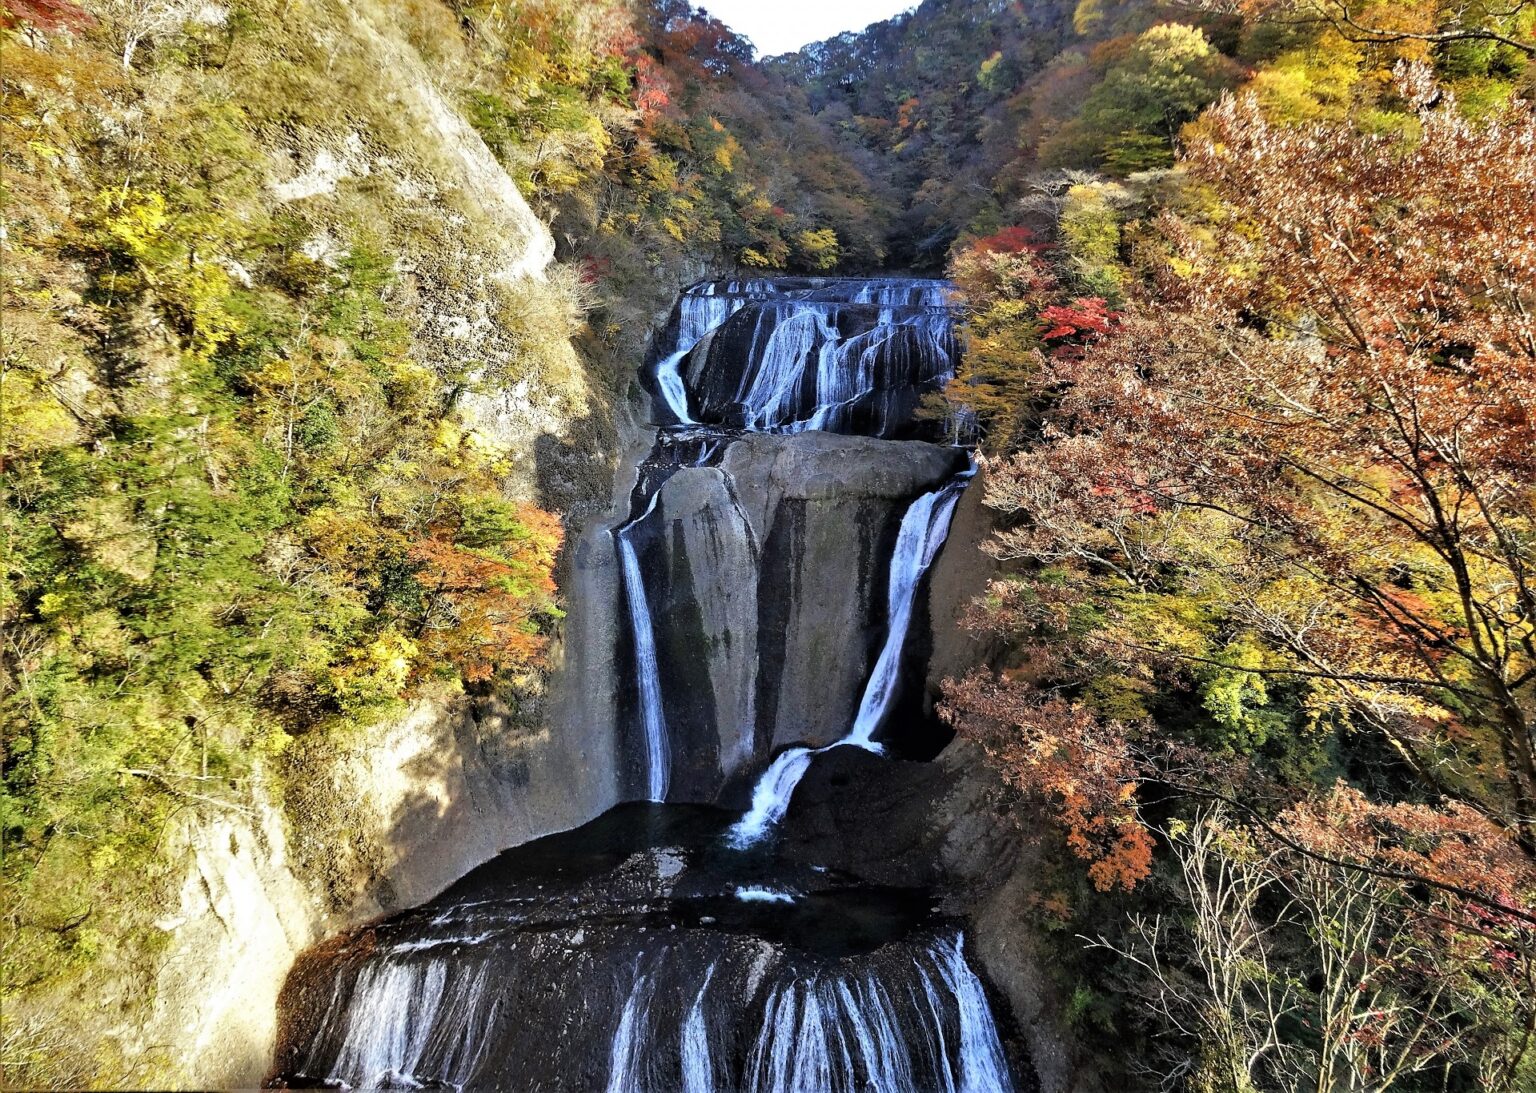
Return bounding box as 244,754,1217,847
728,746,817,849
680,964,717,1093
847,469,974,749
273,276,1017,1093
274,807,1014,1092
709,299,956,436
726,468,972,848
646,283,762,424
616,495,670,803
646,277,959,436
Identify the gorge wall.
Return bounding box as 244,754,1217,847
2,3,638,1085
94,687,619,1087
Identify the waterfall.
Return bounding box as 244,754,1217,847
655,277,958,437
289,926,1011,1092
726,746,817,848
935,935,1014,1092
724,302,956,436
289,915,1011,1093
604,972,654,1093
616,494,670,803
679,964,715,1093
834,977,915,1091
848,279,953,308
647,284,759,424
797,307,957,435
726,467,972,849
298,957,496,1090
734,932,1009,1093
736,305,838,430
278,276,1017,1093
848,470,972,747
626,276,963,810
653,350,694,424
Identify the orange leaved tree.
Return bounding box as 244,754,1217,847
408,504,564,684
948,63,1536,884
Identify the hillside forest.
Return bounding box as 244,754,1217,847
3,0,1535,1087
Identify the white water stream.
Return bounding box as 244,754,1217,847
727,469,971,848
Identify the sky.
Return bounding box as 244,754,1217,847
698,0,918,56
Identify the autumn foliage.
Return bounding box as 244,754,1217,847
971,225,1045,255
1,0,91,31
937,227,1121,447
409,506,563,683
1038,297,1115,344
959,60,1536,825
942,673,1154,890
1068,69,1533,837
945,62,1536,1084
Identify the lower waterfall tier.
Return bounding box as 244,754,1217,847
273,803,1019,1092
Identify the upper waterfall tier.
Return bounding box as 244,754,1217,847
645,277,957,437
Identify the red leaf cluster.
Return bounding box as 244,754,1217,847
970,225,1045,255
941,671,1154,891
1040,296,1117,342
1,0,92,31
1280,783,1536,932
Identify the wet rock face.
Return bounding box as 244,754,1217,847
682,303,957,437
272,805,1022,1093
774,747,956,888
644,278,958,438
619,431,970,803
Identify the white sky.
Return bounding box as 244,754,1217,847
698,0,918,56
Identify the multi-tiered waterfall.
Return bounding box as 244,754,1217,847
271,277,1017,1091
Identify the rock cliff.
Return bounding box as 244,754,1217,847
555,429,969,804
13,4,631,1086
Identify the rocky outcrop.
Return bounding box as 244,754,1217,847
924,464,1004,696
562,430,970,803
65,681,626,1090
229,0,617,511
14,5,634,1085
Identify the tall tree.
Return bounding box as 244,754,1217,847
952,64,1536,857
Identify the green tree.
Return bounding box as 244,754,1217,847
1043,24,1241,173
